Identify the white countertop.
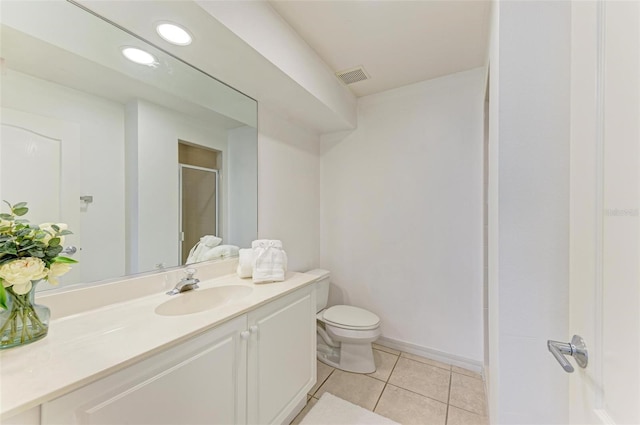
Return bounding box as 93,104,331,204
0,270,317,419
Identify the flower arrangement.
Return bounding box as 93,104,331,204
0,201,77,348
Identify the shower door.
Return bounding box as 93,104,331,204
179,164,219,264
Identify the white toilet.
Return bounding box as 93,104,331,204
306,269,381,374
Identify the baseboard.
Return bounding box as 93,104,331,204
375,336,485,377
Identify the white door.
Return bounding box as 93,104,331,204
569,2,639,423
0,108,81,287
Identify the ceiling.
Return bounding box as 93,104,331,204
268,0,491,97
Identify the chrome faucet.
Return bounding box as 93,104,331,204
167,268,200,295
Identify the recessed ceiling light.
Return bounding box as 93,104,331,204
156,22,192,46
121,47,157,66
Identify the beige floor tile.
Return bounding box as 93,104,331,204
401,352,452,371
308,360,334,396
449,373,487,415
373,343,401,356
367,349,399,382
451,365,483,380
447,406,489,425
388,357,451,403
289,398,317,425
374,384,447,425
315,369,386,410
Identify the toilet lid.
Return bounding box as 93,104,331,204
323,305,380,329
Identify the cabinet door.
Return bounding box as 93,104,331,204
42,316,247,425
247,285,316,425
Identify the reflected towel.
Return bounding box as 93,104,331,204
201,244,239,261
186,235,222,264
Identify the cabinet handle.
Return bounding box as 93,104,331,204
240,330,250,340
249,325,259,334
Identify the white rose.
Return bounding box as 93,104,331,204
47,262,71,285
0,258,48,294
39,223,68,245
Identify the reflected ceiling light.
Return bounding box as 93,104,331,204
121,47,157,66
156,22,192,46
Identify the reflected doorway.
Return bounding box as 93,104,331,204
178,142,220,264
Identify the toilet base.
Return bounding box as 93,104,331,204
317,340,377,374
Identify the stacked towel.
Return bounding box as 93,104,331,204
251,239,287,283
236,248,254,278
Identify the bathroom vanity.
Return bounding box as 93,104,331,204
0,261,317,425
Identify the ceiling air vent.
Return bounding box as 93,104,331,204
336,66,370,85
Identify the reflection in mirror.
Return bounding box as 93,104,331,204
0,1,258,291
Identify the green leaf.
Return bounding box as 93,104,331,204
0,213,13,220
13,202,27,209
18,243,38,252
49,237,61,247
52,224,60,232
53,256,78,264
13,207,28,217
3,200,12,210
16,228,30,237
58,230,73,236
0,284,6,310
14,219,29,224
46,246,63,257
0,245,17,255
27,248,45,258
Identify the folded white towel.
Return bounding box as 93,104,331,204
186,235,223,264
252,239,287,283
237,248,254,278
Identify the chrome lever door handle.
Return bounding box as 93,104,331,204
547,335,588,373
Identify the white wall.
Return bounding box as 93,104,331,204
486,0,500,417
488,2,571,423
320,68,486,364
2,70,126,285
228,126,258,248
126,100,229,273
257,104,320,272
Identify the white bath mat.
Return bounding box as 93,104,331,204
299,392,400,425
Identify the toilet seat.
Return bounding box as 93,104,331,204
322,305,380,330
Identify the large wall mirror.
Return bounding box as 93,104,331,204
0,0,258,291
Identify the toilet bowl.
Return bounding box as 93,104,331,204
306,269,381,374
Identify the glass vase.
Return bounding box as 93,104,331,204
0,281,50,349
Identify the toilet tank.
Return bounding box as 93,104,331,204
305,269,331,312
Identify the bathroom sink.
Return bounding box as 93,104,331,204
155,286,253,316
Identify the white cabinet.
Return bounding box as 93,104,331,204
40,284,315,425
247,285,316,425
42,316,248,425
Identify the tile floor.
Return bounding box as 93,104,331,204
291,343,488,425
